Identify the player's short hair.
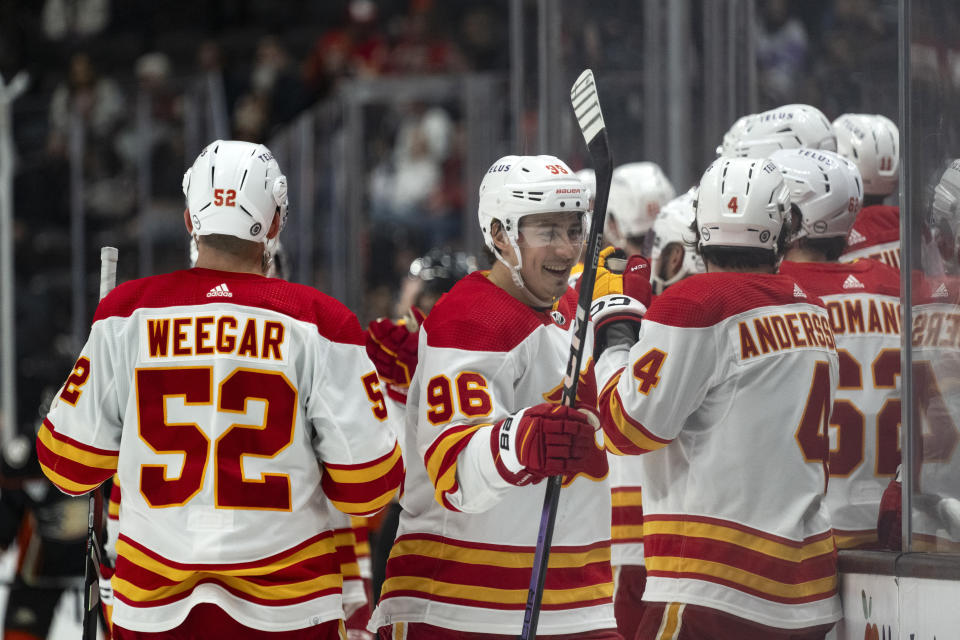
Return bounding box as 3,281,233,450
690,219,788,269
797,236,848,262
198,233,262,257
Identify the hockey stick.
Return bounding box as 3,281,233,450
81,246,118,640
520,70,612,640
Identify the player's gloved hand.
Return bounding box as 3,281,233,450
366,307,426,404
491,403,609,486
584,250,652,356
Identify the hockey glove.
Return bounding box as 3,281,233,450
491,403,609,486
365,307,426,404
587,251,652,356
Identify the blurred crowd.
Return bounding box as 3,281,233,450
0,0,508,440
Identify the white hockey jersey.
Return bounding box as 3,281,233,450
780,259,901,549
369,272,616,636
37,268,403,632
909,274,960,551
595,272,842,630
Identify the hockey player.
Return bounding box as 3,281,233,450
648,188,704,295
36,140,403,638
605,187,704,639
364,248,478,610
719,103,837,158
368,155,619,639
1,434,91,639
595,157,842,638
605,162,675,258
774,148,901,550
834,113,901,269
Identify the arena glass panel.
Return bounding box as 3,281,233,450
903,0,960,557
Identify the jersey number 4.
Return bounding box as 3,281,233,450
136,367,296,510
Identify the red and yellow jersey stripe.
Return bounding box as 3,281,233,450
331,526,361,585
108,474,122,520
423,424,485,511
643,514,838,605
379,533,613,611
112,531,342,609
599,371,672,456
36,418,118,495
611,486,643,548
322,443,403,516
833,528,880,550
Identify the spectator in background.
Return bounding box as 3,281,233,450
368,103,458,249
46,52,124,158
193,39,244,138
248,35,308,130
459,5,508,71
115,51,183,192
302,0,388,101
386,7,466,75
47,51,132,221
42,0,110,42
756,0,809,106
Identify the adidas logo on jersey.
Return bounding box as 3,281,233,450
207,283,233,297
793,283,807,298
847,228,867,245
842,275,865,290
933,282,950,299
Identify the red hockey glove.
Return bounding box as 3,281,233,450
366,307,426,404
491,403,609,486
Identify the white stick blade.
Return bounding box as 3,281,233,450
570,69,605,145
99,246,118,300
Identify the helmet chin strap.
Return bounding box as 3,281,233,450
496,236,557,308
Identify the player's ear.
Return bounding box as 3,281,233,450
184,208,193,234
491,220,508,251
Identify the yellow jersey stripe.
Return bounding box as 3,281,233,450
115,537,336,581
389,538,610,569
380,575,612,606
38,425,118,470
644,520,834,563
646,556,836,599
325,445,402,484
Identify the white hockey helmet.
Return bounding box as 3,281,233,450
729,104,837,158
478,155,588,253
576,168,596,211
606,162,676,245
183,140,288,243
930,158,960,267
695,157,791,252
833,113,899,197
650,187,704,293
717,114,756,157
770,148,863,241
478,155,588,300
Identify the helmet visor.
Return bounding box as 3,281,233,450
517,212,588,249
